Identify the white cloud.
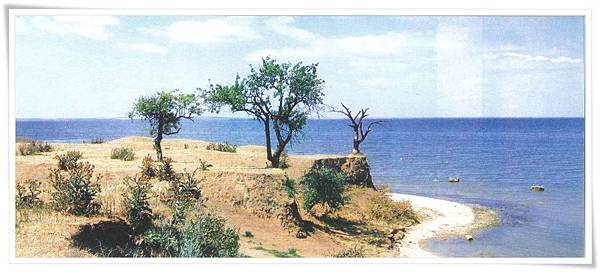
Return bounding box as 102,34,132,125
264,17,318,42
26,16,119,40
118,42,167,54
167,18,259,44
486,52,581,64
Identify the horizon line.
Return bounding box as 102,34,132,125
15,116,585,121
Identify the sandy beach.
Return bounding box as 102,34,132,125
391,193,485,257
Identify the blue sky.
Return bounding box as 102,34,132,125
15,15,584,118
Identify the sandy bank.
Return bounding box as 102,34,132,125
391,193,486,257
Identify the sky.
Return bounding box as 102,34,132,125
15,15,585,119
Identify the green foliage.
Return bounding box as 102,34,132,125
139,155,157,178
111,147,135,161
122,175,153,233
143,213,239,258
330,245,366,258
198,159,212,171
200,57,325,168
16,179,43,209
253,247,302,258
54,151,83,171
18,141,53,156
49,162,101,216
300,167,349,215
157,157,177,181
367,186,419,224
280,177,297,199
206,142,237,153
164,169,202,225
129,90,203,161
178,214,240,257
90,137,105,144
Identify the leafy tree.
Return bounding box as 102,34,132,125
129,90,203,161
300,167,349,216
201,57,325,168
332,103,382,154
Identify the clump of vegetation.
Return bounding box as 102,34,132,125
300,167,349,216
17,141,53,156
54,151,83,171
330,245,366,258
139,155,157,178
122,175,153,234
111,147,135,161
183,143,189,149
367,186,419,224
279,152,290,169
16,179,43,209
206,142,237,153
163,169,202,225
198,159,212,171
280,177,297,199
253,247,301,258
49,162,101,216
157,157,177,181
90,137,105,144
177,214,240,257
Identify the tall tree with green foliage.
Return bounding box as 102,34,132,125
129,90,203,161
200,57,325,167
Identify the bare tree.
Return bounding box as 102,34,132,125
333,103,383,154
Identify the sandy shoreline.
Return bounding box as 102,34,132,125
391,193,485,257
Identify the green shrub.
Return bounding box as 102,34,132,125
183,143,189,149
143,213,239,258
90,137,105,144
367,187,419,224
18,141,53,156
206,142,237,153
280,177,297,199
122,175,153,233
111,147,135,161
16,179,43,209
49,162,101,216
198,159,212,171
54,151,83,171
300,167,349,215
330,245,365,258
157,157,177,181
139,155,157,178
163,169,201,225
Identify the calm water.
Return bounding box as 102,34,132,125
16,118,585,257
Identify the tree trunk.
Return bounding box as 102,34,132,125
353,139,361,154
271,146,284,168
263,119,274,166
154,133,163,161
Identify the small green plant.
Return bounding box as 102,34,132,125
330,245,366,258
206,142,237,153
122,175,153,234
183,143,189,149
367,186,419,224
49,162,101,216
243,231,254,238
253,246,302,258
17,141,53,156
90,137,105,144
111,147,135,161
54,151,83,171
164,169,202,225
198,159,212,171
157,157,177,181
16,179,43,209
280,177,297,199
140,155,157,178
279,152,290,169
300,167,349,216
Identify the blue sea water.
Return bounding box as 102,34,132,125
15,118,585,257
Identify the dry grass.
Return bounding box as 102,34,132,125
15,136,416,258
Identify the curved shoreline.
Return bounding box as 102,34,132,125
391,193,492,258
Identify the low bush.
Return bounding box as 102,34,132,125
206,142,237,153
139,155,157,178
122,175,153,234
330,245,366,258
111,147,135,161
55,151,83,171
280,177,297,199
90,137,105,144
49,162,101,216
16,179,43,209
367,188,419,224
163,169,202,225
198,159,212,171
300,167,349,215
157,157,177,181
18,141,53,156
